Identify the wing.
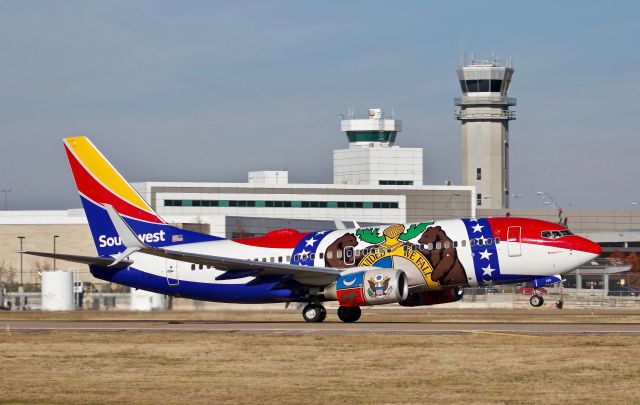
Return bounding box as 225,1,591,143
102,204,341,286
144,247,340,286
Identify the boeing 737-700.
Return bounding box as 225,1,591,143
24,137,601,322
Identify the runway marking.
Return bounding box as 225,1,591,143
465,330,539,338
3,325,640,335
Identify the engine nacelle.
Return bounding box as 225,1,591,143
323,268,409,306
399,287,463,307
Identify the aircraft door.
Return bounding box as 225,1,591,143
344,247,355,266
507,226,522,257
166,259,179,286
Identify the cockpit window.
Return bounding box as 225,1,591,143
541,229,574,239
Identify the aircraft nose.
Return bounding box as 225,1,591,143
571,236,602,260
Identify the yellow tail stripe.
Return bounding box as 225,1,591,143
64,136,153,213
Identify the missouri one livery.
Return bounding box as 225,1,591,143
25,137,601,322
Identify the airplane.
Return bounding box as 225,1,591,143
24,136,601,322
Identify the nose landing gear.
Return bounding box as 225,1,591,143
529,292,544,307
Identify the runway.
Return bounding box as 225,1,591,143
4,319,640,335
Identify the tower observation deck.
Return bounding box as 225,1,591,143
454,57,516,210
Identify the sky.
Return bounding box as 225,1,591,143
0,0,639,211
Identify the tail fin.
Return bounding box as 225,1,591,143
63,136,221,256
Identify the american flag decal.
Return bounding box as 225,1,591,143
290,231,331,266
172,234,184,243
462,218,501,286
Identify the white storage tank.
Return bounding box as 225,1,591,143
41,271,75,311
130,289,169,311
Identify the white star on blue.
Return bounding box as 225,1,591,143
290,230,331,266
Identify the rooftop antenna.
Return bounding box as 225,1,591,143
458,36,465,67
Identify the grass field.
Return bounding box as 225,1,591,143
1,325,639,404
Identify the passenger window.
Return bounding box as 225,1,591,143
326,251,333,259
436,242,442,249
444,241,450,249
269,257,274,263
477,239,484,246
199,264,204,270
294,255,300,261
453,241,458,248
278,257,282,263
191,264,195,270
495,238,500,244
461,240,467,247
310,253,315,260
318,253,324,260
337,251,342,259
470,239,476,247
427,243,433,250
486,238,493,245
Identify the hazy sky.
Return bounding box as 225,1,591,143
1,1,639,210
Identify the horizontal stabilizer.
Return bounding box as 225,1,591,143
21,251,132,269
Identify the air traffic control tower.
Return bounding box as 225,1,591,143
334,108,423,186
454,57,516,209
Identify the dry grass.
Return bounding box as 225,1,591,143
2,307,640,323
0,331,638,404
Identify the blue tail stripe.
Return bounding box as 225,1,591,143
81,196,222,256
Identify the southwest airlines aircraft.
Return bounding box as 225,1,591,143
25,137,601,322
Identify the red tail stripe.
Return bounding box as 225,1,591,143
65,146,164,224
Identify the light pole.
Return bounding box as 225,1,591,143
53,235,59,269
18,236,25,285
1,188,10,210
445,193,461,218
536,191,561,210
537,191,565,224
511,193,523,208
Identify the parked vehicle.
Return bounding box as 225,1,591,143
607,287,640,297
519,286,547,295
0,283,11,310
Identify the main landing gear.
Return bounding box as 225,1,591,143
301,303,362,323
337,306,361,323
529,291,545,308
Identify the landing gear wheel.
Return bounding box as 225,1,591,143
302,304,326,323
530,295,544,308
337,306,362,323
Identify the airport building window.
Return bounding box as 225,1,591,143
477,193,482,206
476,168,481,180
379,180,414,186
165,199,399,209
490,79,502,92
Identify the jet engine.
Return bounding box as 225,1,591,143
399,287,463,307
323,268,408,306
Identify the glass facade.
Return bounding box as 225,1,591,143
165,199,399,209
379,180,413,185
463,79,503,93
346,131,397,143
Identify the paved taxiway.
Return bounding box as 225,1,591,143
3,320,640,335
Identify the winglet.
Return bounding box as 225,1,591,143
104,204,147,249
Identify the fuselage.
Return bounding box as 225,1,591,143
89,217,601,304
